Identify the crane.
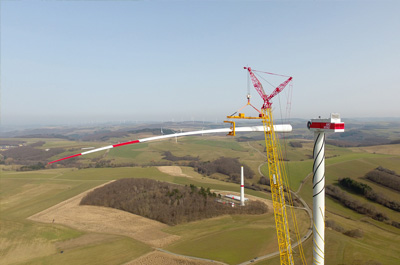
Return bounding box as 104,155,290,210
226,67,306,265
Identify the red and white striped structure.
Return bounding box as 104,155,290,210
49,124,292,164
225,194,248,202
308,113,345,265
240,166,245,206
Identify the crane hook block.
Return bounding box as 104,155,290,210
224,121,236,136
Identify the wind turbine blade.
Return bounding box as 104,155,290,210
48,125,292,164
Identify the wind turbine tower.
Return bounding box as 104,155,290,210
240,166,245,206
307,113,345,265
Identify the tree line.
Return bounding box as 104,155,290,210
162,151,199,161
188,157,255,183
338,177,400,212
365,167,400,192
326,185,388,222
289,141,303,148
80,178,268,226
0,141,65,165
18,162,46,171
327,183,400,229
326,219,364,238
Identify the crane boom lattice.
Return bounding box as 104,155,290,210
226,67,307,265
263,107,294,265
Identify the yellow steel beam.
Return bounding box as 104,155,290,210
223,120,236,136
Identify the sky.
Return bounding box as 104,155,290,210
1,0,400,126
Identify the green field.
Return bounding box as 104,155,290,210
24,237,151,265
1,128,400,264
0,164,309,265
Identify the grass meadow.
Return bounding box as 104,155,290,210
1,132,400,264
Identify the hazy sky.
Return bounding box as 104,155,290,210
1,1,399,126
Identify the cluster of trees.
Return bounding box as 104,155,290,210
258,176,270,186
338,177,400,212
188,157,255,183
344,229,364,238
289,141,303,148
162,151,199,162
365,167,400,192
244,183,262,191
81,178,267,225
0,140,25,146
0,141,64,165
326,185,388,222
325,219,345,233
29,141,45,147
392,221,400,229
339,177,372,194
18,162,46,171
326,219,364,238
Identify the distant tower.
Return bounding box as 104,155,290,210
240,166,245,206
308,113,344,265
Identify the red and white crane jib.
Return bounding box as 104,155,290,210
48,125,293,164
244,67,293,109
244,67,267,104
266,76,293,105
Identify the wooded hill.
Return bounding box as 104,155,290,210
80,178,268,225
188,157,255,183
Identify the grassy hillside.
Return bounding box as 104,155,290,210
1,121,400,265
0,166,306,265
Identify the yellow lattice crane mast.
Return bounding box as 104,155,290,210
226,67,306,265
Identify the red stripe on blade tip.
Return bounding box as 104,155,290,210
48,153,82,164
112,140,140,148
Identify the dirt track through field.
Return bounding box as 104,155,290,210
28,181,180,248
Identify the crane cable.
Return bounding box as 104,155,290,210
252,69,292,78
255,71,276,90
277,79,308,265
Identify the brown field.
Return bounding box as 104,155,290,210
55,233,119,251
28,181,180,248
158,166,193,178
350,144,400,155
